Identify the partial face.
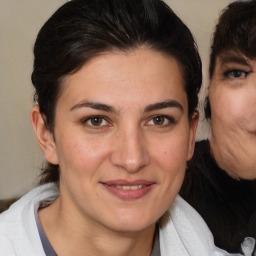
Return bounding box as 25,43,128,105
209,51,256,179
42,48,197,233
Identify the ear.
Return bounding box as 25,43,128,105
187,111,199,161
30,105,59,165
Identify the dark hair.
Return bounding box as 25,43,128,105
32,0,202,184
206,0,256,118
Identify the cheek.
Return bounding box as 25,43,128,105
152,132,189,171
56,135,109,176
157,136,189,199
210,89,249,125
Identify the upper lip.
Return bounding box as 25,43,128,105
101,180,155,186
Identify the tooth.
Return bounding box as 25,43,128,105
115,185,144,190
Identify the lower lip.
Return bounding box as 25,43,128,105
101,184,154,200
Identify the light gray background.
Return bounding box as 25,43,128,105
0,0,233,199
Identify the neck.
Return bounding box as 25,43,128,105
38,197,156,256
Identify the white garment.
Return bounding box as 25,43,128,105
0,183,243,256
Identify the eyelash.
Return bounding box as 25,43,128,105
146,115,176,127
223,69,250,79
81,115,111,129
81,115,176,130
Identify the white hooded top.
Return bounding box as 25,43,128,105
0,183,246,256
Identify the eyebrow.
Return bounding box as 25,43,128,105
70,101,117,113
144,100,184,113
70,100,184,113
219,54,250,67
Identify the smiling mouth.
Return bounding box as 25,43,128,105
116,185,143,190
100,181,155,199
110,184,146,190
101,180,154,189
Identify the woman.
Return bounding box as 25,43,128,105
0,0,236,255
180,0,256,255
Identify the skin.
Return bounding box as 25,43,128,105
209,51,256,180
31,47,198,256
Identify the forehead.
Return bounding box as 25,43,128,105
62,48,185,90
63,47,185,83
58,48,187,111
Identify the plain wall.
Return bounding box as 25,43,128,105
0,0,232,199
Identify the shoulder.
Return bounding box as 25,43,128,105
0,212,15,254
168,195,215,241
0,183,58,255
0,183,58,222
159,195,235,256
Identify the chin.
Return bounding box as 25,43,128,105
106,212,157,233
231,167,256,180
110,222,155,233
239,173,256,180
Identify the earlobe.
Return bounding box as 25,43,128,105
187,111,199,161
30,105,59,165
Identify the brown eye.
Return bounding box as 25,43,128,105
146,115,175,127
152,116,165,125
90,117,103,126
82,116,109,128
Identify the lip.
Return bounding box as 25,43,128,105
100,179,156,200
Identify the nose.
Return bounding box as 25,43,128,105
109,127,150,173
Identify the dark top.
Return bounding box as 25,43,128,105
180,140,256,254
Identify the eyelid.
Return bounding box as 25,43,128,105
221,62,251,75
81,115,112,129
223,69,250,79
146,114,176,126
221,60,251,70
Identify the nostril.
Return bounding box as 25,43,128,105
109,131,150,172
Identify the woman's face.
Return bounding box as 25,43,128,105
40,48,198,233
209,51,256,179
